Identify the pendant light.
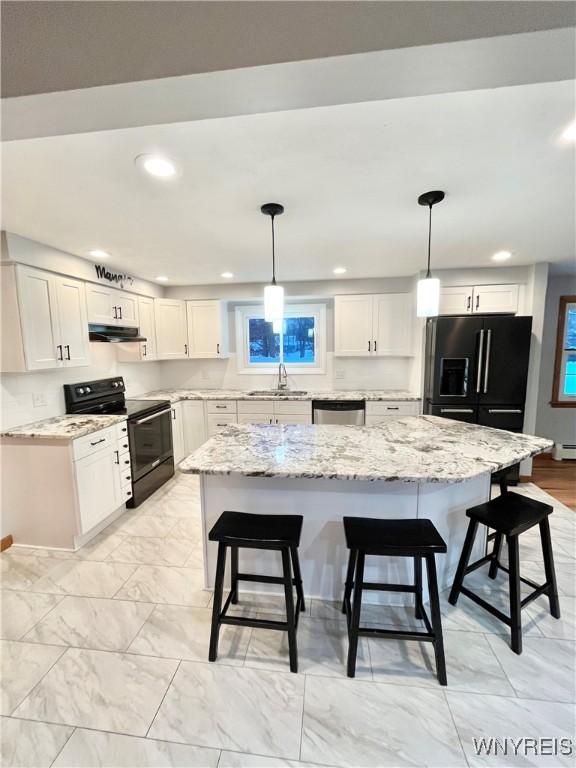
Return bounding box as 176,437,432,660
261,202,285,325
416,190,445,318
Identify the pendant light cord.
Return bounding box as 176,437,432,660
271,214,277,285
426,203,433,278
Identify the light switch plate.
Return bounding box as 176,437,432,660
32,392,48,407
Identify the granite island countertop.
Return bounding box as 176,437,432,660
1,414,128,440
139,388,420,403
179,415,553,484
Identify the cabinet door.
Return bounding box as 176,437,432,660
237,413,274,425
275,414,311,425
86,285,117,325
55,276,90,367
472,285,518,315
75,447,120,533
438,286,474,316
171,404,186,464
334,295,374,356
186,300,227,358
155,300,188,359
182,401,207,453
116,292,139,327
373,294,413,356
138,297,157,360
16,266,62,370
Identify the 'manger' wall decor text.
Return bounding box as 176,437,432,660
94,264,134,289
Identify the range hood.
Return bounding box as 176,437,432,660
88,324,147,343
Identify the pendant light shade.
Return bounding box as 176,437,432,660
261,203,285,324
416,190,445,318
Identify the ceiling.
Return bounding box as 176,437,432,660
2,1,575,97
3,79,574,284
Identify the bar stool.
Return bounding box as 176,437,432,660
208,511,305,673
449,491,560,654
342,517,448,685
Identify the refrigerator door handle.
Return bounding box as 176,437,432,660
487,409,522,414
476,330,485,393
483,329,492,393
440,408,474,413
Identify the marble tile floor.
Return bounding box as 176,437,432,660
1,473,574,767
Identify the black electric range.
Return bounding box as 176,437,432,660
64,377,174,507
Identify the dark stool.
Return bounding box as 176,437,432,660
208,511,305,673
449,491,560,654
342,517,448,685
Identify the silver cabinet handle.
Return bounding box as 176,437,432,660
440,408,474,413
135,408,172,425
476,330,484,393
488,409,522,414
483,329,492,394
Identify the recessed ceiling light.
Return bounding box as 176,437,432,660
135,154,178,178
155,275,169,282
88,249,110,259
333,267,347,275
492,251,512,262
221,271,234,279
561,119,576,142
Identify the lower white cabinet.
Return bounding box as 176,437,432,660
171,402,186,464
182,401,207,454
75,445,122,533
207,413,237,437
365,401,420,425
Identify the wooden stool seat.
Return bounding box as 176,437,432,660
344,517,447,556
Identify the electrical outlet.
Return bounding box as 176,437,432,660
32,392,48,408
335,369,346,379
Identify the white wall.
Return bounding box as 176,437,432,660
535,272,576,447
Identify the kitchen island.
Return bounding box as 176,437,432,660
180,416,552,604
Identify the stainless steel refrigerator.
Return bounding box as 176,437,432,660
424,315,532,482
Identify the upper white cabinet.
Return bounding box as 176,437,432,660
86,285,139,327
439,284,519,315
117,296,157,363
334,294,413,357
1,264,89,372
186,300,228,358
155,299,188,359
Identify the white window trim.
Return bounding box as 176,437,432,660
556,300,576,403
235,303,326,374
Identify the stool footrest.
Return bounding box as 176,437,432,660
460,586,511,626
221,616,289,631
521,582,553,608
464,554,495,574
359,582,417,593
489,563,541,591
236,572,300,586
356,626,436,642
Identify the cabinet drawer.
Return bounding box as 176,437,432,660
237,400,274,415
274,400,312,416
73,426,116,461
207,414,237,436
206,400,237,414
365,401,419,416
115,422,129,439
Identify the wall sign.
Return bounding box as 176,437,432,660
94,264,134,289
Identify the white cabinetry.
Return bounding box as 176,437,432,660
439,284,519,315
86,285,139,327
182,401,207,454
170,402,186,463
186,300,228,358
365,401,420,425
1,264,89,372
334,294,413,357
236,399,311,425
155,299,188,359
117,296,157,362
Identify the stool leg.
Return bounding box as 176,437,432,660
281,547,298,673
342,548,357,616
230,545,239,605
426,553,447,686
507,535,522,655
488,533,503,580
414,557,423,620
209,543,227,662
449,519,478,606
290,545,305,614
347,550,365,678
539,517,561,619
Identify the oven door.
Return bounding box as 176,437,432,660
128,408,173,481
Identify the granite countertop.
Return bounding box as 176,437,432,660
139,388,420,403
1,414,127,440
180,415,553,484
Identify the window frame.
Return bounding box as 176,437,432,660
235,303,326,374
551,294,576,408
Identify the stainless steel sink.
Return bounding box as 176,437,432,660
247,390,308,397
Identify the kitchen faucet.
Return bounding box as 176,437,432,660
278,363,288,390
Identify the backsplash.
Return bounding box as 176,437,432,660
0,344,162,430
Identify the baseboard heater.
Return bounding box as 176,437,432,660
553,443,576,460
